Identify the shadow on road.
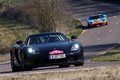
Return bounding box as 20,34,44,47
84,43,118,52
0,71,13,74
91,0,120,5
83,43,119,61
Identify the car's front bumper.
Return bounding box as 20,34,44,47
28,59,84,68
88,21,107,27
23,50,84,67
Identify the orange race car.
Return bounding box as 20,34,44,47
86,14,108,28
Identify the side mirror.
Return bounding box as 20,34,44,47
16,40,23,45
71,36,77,41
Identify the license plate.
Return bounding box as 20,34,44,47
49,54,66,59
96,25,100,27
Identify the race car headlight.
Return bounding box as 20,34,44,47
102,19,105,21
71,43,80,51
88,22,93,24
28,48,36,54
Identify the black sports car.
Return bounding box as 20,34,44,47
10,32,84,72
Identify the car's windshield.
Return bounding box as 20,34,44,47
25,33,69,45
89,15,104,20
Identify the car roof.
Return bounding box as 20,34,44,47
90,14,105,17
87,14,106,19
29,32,63,36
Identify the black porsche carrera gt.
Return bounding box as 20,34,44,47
10,32,84,72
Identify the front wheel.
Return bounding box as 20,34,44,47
21,53,32,71
105,22,108,25
10,53,22,72
87,24,91,29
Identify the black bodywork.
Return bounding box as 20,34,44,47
10,32,84,72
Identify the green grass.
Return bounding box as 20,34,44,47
66,17,83,38
0,54,10,63
0,18,38,54
91,45,120,62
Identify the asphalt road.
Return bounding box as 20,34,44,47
69,0,120,61
0,0,120,75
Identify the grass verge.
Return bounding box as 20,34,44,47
0,66,120,80
0,54,10,63
0,18,38,51
66,17,83,38
91,44,120,62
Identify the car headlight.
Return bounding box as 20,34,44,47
88,22,93,24
28,48,36,54
71,43,80,51
102,19,105,21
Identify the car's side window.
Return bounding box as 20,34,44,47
26,36,42,45
26,37,30,45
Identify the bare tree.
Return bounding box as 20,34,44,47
19,0,68,32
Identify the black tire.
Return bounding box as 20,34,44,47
10,53,22,72
74,50,84,66
87,24,91,29
106,23,108,25
74,63,84,66
21,53,32,71
106,22,108,25
59,65,70,68
21,53,27,71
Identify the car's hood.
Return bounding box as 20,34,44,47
31,42,71,52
